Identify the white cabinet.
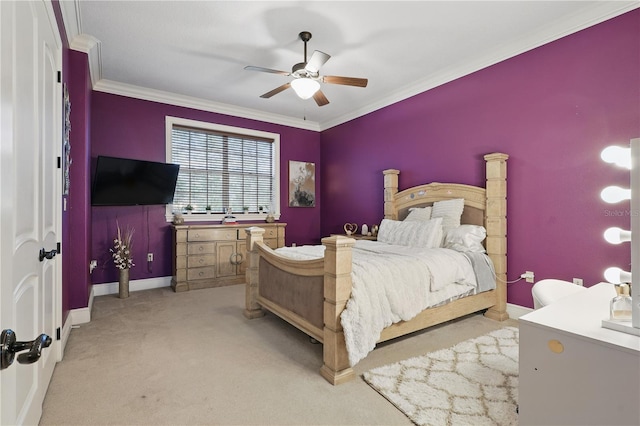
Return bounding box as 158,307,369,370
519,283,640,425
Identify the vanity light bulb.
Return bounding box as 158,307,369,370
601,186,632,203
604,227,632,244
601,146,631,170
604,266,632,284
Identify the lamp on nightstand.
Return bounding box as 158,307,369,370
601,138,639,335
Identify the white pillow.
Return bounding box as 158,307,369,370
377,217,443,249
431,198,464,230
443,225,487,253
404,206,432,222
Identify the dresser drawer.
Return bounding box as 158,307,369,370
238,227,278,240
188,228,237,242
187,266,215,281
188,254,216,268
187,243,215,255
263,238,277,249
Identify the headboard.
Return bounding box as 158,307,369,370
381,153,509,320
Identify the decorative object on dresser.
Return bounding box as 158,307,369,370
343,223,358,236
171,223,286,292
364,327,519,426
243,152,509,385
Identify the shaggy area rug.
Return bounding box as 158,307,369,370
363,327,519,426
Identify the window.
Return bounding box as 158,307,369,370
165,116,280,221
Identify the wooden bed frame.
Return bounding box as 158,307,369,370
243,153,509,385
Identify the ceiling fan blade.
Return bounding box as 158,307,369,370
244,66,290,76
260,82,291,99
322,75,368,87
313,90,329,107
305,50,331,74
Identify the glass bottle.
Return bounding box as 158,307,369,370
610,283,632,321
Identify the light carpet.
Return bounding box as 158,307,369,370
363,326,519,426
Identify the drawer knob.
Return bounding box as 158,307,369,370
547,339,564,354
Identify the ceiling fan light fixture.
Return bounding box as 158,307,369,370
291,78,320,100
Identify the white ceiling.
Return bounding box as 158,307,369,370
60,1,638,131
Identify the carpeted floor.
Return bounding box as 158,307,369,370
40,284,517,425
363,327,519,426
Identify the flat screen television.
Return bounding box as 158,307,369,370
91,156,180,206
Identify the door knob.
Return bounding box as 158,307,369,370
1,329,52,370
39,248,57,262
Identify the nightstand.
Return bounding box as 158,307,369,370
331,234,377,241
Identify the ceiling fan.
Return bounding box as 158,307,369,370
244,31,368,107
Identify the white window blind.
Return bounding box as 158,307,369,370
168,120,278,215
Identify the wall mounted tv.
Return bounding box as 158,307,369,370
91,156,180,206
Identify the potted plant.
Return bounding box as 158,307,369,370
185,204,194,214
205,205,212,214
243,206,249,214
258,206,264,213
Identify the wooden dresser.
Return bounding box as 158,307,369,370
171,223,286,292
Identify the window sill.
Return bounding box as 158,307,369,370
165,212,281,223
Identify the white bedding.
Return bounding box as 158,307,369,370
275,240,485,366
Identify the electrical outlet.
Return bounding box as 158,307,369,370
147,253,153,262
573,278,584,286
521,271,535,283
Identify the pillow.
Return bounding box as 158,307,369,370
443,225,487,253
404,206,432,222
431,198,464,230
377,217,443,249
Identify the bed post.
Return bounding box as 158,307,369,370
319,235,356,385
483,153,509,321
244,227,266,319
383,169,400,219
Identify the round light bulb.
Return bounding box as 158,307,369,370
604,266,632,284
603,227,632,244
290,78,320,100
601,146,631,169
600,186,631,203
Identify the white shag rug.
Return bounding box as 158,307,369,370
363,327,519,426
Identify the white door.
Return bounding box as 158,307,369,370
0,1,62,425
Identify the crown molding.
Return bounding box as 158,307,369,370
319,1,640,131
93,80,321,132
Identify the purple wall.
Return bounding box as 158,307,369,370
89,94,321,284
320,10,640,308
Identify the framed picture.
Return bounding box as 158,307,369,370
288,160,315,207
62,84,72,195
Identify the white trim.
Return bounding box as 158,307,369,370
506,302,533,320
92,276,172,297
59,311,74,358
97,79,320,131
69,285,94,325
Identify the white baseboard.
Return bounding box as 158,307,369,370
92,276,172,297
506,302,533,319
68,277,171,327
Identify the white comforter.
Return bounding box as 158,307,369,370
275,240,479,366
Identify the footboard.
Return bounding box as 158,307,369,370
244,227,357,384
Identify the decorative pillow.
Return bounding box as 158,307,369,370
431,198,464,230
377,217,443,249
404,206,432,222
443,225,487,253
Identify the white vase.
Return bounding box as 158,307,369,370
362,224,368,235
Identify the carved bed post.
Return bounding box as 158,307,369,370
319,235,356,385
244,227,266,319
483,153,509,321
383,169,400,219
